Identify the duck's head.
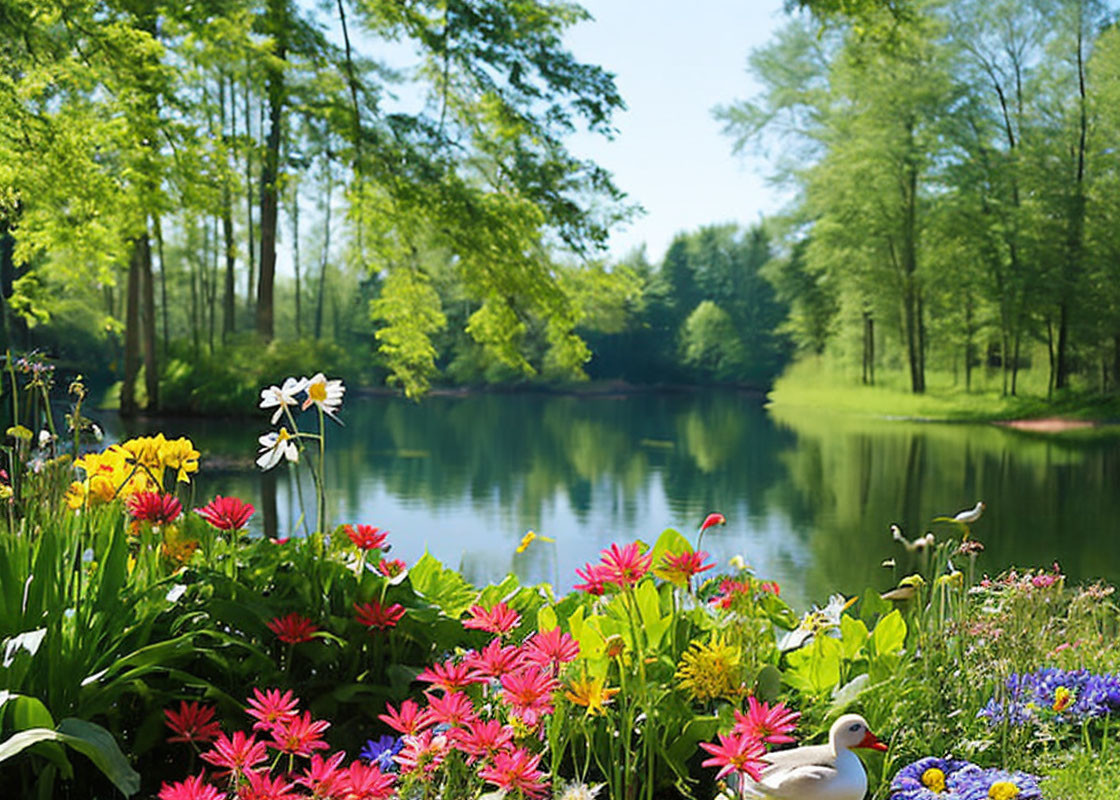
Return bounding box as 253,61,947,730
830,714,888,753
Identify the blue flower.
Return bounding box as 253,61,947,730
889,756,972,799
359,734,401,771
948,765,1043,800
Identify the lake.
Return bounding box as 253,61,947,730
104,390,1120,611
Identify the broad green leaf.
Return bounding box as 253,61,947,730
634,579,669,648
871,609,906,657
537,606,558,632
839,614,868,660
859,587,892,624
829,674,871,716
0,720,140,797
649,528,691,571
408,552,476,617
753,665,783,703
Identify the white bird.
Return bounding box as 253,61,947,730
738,713,888,800
953,501,985,524
890,524,934,553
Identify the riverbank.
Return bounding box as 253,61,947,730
768,360,1120,431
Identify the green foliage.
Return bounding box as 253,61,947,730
157,338,372,414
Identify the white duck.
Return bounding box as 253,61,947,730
737,714,888,800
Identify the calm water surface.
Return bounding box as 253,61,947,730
105,391,1120,611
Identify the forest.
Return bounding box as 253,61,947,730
2,0,1120,413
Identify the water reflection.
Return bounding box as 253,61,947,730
103,392,1120,610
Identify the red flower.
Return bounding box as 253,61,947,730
477,746,550,799
294,752,345,797
656,549,715,587
377,558,407,578
732,696,801,744
268,710,330,757
354,600,405,630
199,730,268,777
158,774,222,800
194,495,255,531
424,690,477,727
126,491,182,524
698,731,768,782
378,699,434,736
345,524,388,551
522,627,579,672
394,729,448,777
462,601,521,634
700,512,727,532
239,769,299,800
417,657,484,691
464,638,526,679
573,562,609,595
598,541,652,588
500,667,558,727
451,718,514,763
246,688,299,732
164,700,222,745
338,760,396,799
267,613,318,644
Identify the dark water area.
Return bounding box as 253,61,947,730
102,391,1120,611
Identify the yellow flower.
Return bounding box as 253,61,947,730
921,767,946,793
1052,686,1073,712
988,781,1020,800
120,435,167,485
160,526,199,565
159,437,200,484
516,530,555,554
65,480,87,510
565,676,619,716
675,634,743,703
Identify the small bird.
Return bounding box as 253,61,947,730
890,524,934,553
953,501,985,524
738,714,888,800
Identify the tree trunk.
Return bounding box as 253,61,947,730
221,73,236,342
120,235,145,418
141,227,158,411
291,180,301,336
256,0,287,342
1057,15,1089,391
154,214,169,359
315,152,332,339
245,73,256,319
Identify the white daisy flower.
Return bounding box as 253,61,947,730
301,372,345,420
256,428,300,471
259,376,309,425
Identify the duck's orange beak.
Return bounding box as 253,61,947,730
857,730,889,752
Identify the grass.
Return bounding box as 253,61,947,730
769,358,1120,425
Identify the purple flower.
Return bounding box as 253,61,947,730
889,756,972,800
359,734,401,772
948,765,1043,800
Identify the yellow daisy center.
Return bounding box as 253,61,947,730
308,382,328,403
921,767,946,793
988,781,1020,800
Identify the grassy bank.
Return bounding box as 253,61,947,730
769,359,1120,425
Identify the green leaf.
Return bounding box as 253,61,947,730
753,665,783,703
537,605,558,632
0,720,140,797
871,609,906,657
634,579,669,648
648,528,691,570
859,586,892,624
408,552,476,618
839,614,868,660
829,674,871,716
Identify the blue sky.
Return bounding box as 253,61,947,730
564,1,789,263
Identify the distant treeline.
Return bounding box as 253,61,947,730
718,0,1120,397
